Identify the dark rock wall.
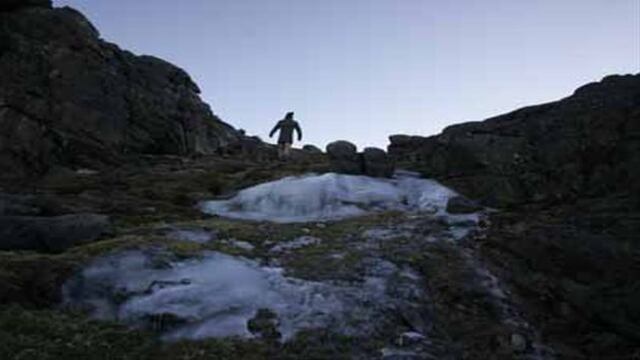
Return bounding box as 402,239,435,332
389,74,640,207
0,3,240,179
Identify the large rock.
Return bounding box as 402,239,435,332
0,5,240,181
0,213,112,252
362,147,394,178
302,144,323,154
389,74,640,207
326,140,361,175
0,0,51,12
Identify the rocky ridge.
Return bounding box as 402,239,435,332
0,1,639,359
389,74,640,207
0,0,244,180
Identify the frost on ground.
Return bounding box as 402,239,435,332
270,236,321,253
200,173,460,223
62,250,427,342
167,229,214,244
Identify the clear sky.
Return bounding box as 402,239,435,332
53,0,639,149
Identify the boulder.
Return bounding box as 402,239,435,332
0,213,112,252
362,147,394,178
302,144,323,154
446,196,482,214
326,140,361,175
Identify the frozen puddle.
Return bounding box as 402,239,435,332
200,172,460,223
63,250,426,342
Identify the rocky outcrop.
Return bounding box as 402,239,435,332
0,3,240,181
0,213,112,252
389,74,640,206
326,141,395,178
388,74,640,357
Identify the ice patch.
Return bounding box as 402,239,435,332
63,250,426,341
200,173,461,223
223,239,255,251
270,236,322,252
168,229,214,244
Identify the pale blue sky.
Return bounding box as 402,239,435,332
54,0,639,149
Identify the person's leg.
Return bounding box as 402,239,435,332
283,143,292,159
277,143,285,160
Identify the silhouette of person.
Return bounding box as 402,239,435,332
269,112,302,160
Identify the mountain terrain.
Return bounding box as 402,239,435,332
1,1,639,359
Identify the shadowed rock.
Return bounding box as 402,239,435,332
326,140,361,175
0,213,112,252
302,144,323,154
0,0,51,12
388,74,640,207
362,147,394,178
0,4,240,180
326,141,395,177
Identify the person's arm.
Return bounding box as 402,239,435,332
269,121,281,138
295,122,302,141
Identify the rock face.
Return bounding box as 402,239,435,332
0,213,112,252
326,141,395,177
388,74,640,357
0,3,240,181
389,74,640,206
0,0,51,12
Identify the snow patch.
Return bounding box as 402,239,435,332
200,173,462,223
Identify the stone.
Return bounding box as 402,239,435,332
302,144,323,154
446,196,482,214
0,213,112,252
362,147,395,178
247,308,281,341
326,140,362,175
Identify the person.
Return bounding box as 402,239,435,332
269,111,302,160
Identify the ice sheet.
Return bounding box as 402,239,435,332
200,173,460,223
